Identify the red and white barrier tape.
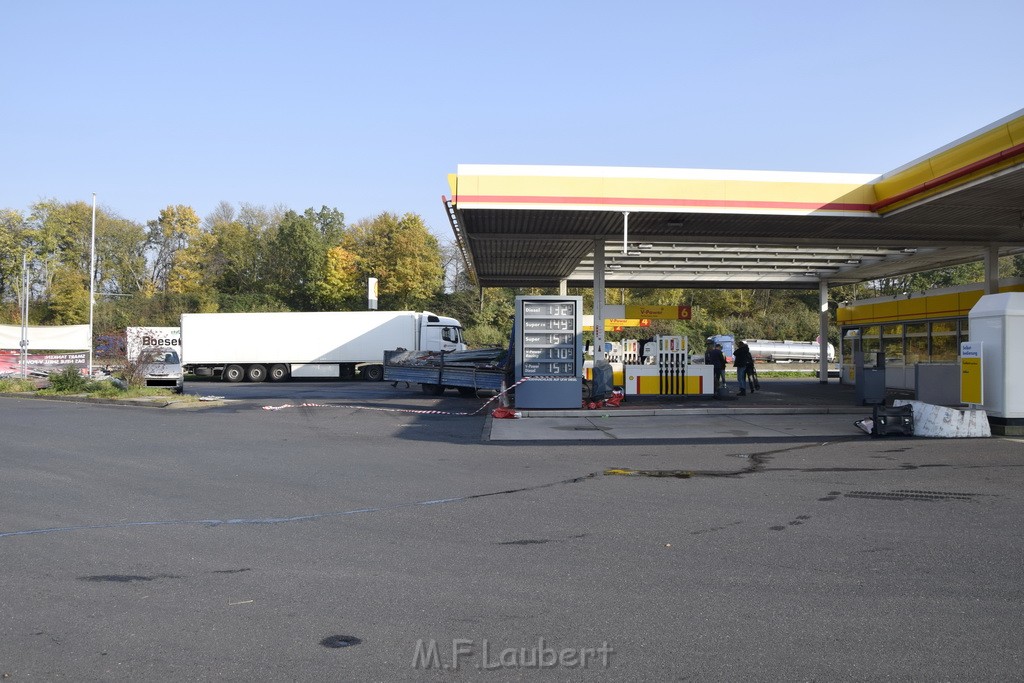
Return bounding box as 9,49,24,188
261,376,531,416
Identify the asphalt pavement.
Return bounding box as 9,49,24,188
2,384,1023,680
489,378,872,442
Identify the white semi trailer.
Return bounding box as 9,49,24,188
181,311,466,383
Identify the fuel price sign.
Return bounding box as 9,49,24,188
515,296,583,408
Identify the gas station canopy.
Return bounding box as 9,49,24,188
446,110,1024,290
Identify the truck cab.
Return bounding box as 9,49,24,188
423,315,466,352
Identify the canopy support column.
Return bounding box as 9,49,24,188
984,245,1000,294
621,211,629,254
559,279,567,296
819,279,829,384
593,239,606,363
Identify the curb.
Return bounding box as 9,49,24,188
517,405,867,418
0,393,225,409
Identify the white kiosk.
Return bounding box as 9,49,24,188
968,293,1024,435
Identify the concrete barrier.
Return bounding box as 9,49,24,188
892,399,991,438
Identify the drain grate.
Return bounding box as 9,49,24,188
845,489,979,502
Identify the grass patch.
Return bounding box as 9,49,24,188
0,366,191,402
88,385,192,400
34,383,190,400
0,377,38,393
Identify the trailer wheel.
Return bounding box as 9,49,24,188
421,383,445,396
362,364,384,382
246,364,267,382
224,364,245,383
268,364,289,382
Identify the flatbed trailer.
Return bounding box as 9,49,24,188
384,348,511,396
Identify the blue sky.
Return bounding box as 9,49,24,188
3,1,1021,239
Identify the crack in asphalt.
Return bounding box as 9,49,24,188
0,472,599,540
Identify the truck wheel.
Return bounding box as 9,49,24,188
362,364,384,382
246,364,267,382
421,383,445,396
268,364,289,382
224,365,245,383
457,387,477,397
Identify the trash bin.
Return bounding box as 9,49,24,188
590,360,614,401
857,368,886,405
855,351,886,405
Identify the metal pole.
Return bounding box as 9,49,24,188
21,253,29,379
819,279,829,384
89,193,96,377
593,239,605,363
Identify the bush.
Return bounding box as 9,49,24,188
48,366,93,393
463,323,508,348
118,346,163,390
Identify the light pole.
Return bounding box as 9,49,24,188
88,193,96,377
20,253,29,379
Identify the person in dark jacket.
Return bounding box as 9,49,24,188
733,341,755,395
708,343,727,392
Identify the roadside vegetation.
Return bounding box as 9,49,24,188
0,377,37,393
1,366,193,402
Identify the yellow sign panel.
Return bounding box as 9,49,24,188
624,305,691,320
583,319,650,331
631,373,704,396
960,342,983,405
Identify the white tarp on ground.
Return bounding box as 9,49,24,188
893,399,992,438
0,324,91,350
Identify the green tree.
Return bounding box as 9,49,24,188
874,262,984,298
304,206,346,246
265,210,327,310
203,202,270,299
0,210,27,313
1011,254,1024,278
146,204,204,294
343,212,444,310
46,264,89,324
24,199,93,301
95,213,148,296
316,246,362,310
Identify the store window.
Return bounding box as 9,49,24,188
930,319,958,362
862,325,881,366
841,328,860,367
882,324,904,365
905,322,928,364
